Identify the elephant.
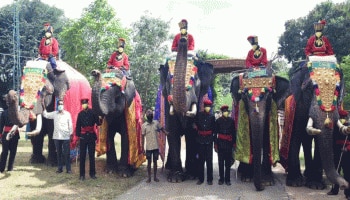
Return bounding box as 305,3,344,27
159,37,214,182
280,55,350,190
91,68,144,177
7,59,90,165
230,67,290,191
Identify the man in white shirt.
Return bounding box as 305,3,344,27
43,100,73,174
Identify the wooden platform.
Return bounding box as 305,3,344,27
206,59,246,74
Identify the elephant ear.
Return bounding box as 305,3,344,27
197,61,214,98
125,79,136,107
273,76,290,109
159,64,169,97
230,75,241,102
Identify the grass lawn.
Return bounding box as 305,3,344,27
0,132,147,200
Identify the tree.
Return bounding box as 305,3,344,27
58,0,129,78
278,1,350,63
129,12,170,110
0,0,65,107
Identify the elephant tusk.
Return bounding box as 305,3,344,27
27,114,42,137
337,120,350,135
185,103,197,117
306,117,321,135
169,105,174,115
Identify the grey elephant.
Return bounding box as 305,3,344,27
159,38,214,182
280,56,350,190
91,68,144,177
230,67,290,191
7,60,70,165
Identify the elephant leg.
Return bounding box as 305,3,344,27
286,128,304,187
30,132,46,164
261,130,274,187
184,130,198,179
305,138,326,190
119,124,134,178
238,162,253,182
106,131,118,173
166,126,184,183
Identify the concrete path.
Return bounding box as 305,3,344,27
116,138,347,200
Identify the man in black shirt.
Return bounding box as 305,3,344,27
194,98,216,185
76,98,101,180
214,105,236,186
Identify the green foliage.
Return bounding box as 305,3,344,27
129,12,170,109
278,1,350,63
0,0,65,99
340,55,350,110
58,0,129,80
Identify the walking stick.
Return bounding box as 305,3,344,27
331,135,349,190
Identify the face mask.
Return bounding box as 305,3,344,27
222,111,229,118
252,44,257,51
45,32,52,38
118,47,124,53
82,104,88,110
315,32,322,38
147,115,153,122
180,29,187,34
58,105,64,111
204,107,211,113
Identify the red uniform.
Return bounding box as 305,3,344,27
107,52,130,71
171,33,195,51
38,37,59,60
245,47,268,68
305,35,334,56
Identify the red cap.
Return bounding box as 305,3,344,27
43,22,50,26
203,98,212,106
247,35,258,45
118,38,126,48
220,105,229,111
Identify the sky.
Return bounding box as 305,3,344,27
0,0,345,59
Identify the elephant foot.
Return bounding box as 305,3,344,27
254,183,265,191
167,171,185,183
240,174,253,182
305,179,326,190
286,175,305,187
118,167,135,178
46,158,57,167
262,174,275,186
29,154,46,164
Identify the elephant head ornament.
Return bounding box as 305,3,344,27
230,67,290,191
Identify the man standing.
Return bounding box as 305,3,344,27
194,98,216,185
43,100,73,174
141,109,168,183
0,95,20,173
245,35,268,68
214,105,236,186
76,98,101,181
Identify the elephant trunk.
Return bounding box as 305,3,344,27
172,38,189,115
316,127,349,189
91,70,105,116
250,109,265,191
309,105,349,189
7,90,30,127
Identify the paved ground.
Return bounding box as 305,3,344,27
116,138,347,200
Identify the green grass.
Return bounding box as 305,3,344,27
0,132,146,200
